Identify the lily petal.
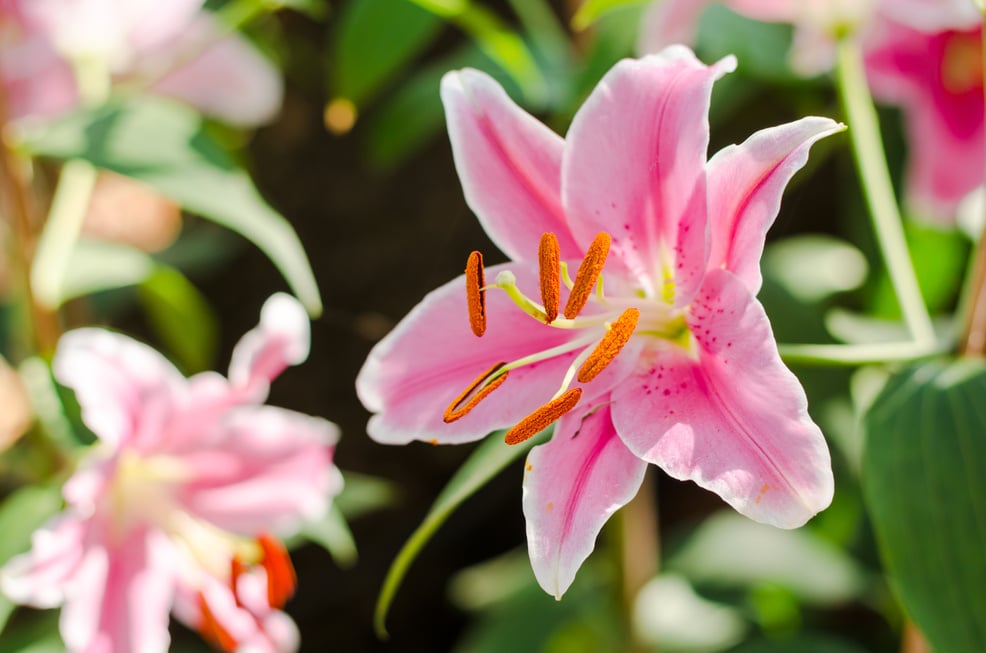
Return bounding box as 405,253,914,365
613,270,833,527
179,406,340,535
150,13,284,127
53,329,185,451
1,513,87,608
441,69,581,261
524,402,647,599
563,47,735,305
706,116,844,294
60,526,175,653
228,292,311,400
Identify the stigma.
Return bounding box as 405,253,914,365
447,231,685,443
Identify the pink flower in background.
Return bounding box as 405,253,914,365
0,0,282,126
358,47,837,598
639,0,984,217
1,293,342,652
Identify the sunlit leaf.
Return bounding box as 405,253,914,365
634,574,747,652
862,359,986,653
20,98,322,316
762,236,868,305
408,0,547,106
375,430,546,637
570,0,648,31
328,0,443,109
53,239,155,304
138,267,219,374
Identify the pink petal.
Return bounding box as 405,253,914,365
356,263,632,444
523,402,647,598
1,513,87,608
149,13,284,127
706,116,844,294
865,21,985,216
0,25,78,121
441,69,581,261
60,526,175,653
612,270,833,528
563,47,735,305
636,0,710,54
53,328,186,451
227,293,310,400
179,406,340,535
879,0,982,32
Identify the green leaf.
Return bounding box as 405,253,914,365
408,0,547,106
21,98,322,316
56,239,155,304
138,267,219,374
375,431,546,637
334,471,398,519
301,504,358,568
570,0,648,31
862,359,986,653
328,0,443,108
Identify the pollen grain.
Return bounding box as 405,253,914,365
466,250,486,337
539,232,561,323
564,233,610,319
444,363,508,423
504,388,583,445
577,308,640,383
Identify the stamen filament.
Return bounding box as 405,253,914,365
466,251,486,337
539,233,561,323
499,332,600,375
560,261,574,290
444,362,509,423
577,308,640,383
505,388,583,445
495,271,611,330
554,345,596,400
564,233,611,319
259,534,297,609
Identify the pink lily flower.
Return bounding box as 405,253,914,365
640,0,984,217
1,293,341,652
1,0,282,127
864,16,984,217
357,47,838,598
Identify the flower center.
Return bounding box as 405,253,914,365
445,231,689,443
941,30,983,95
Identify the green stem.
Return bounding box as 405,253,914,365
779,341,943,367
834,38,935,346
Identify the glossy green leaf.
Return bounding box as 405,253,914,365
21,98,322,316
375,430,546,637
138,267,219,374
328,0,443,108
862,359,986,653
570,0,648,31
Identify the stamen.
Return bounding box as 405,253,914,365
577,308,640,383
466,251,486,337
443,362,508,423
504,388,583,445
539,233,560,323
564,233,611,319
259,534,297,609
230,557,247,607
198,592,238,652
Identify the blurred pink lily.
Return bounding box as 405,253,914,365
358,47,838,598
640,0,983,217
1,293,341,652
1,0,282,126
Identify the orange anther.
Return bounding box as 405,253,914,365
466,251,486,337
504,388,583,445
198,592,238,653
259,534,297,609
538,233,561,323
563,233,610,319
230,557,247,607
443,363,508,423
577,308,640,383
